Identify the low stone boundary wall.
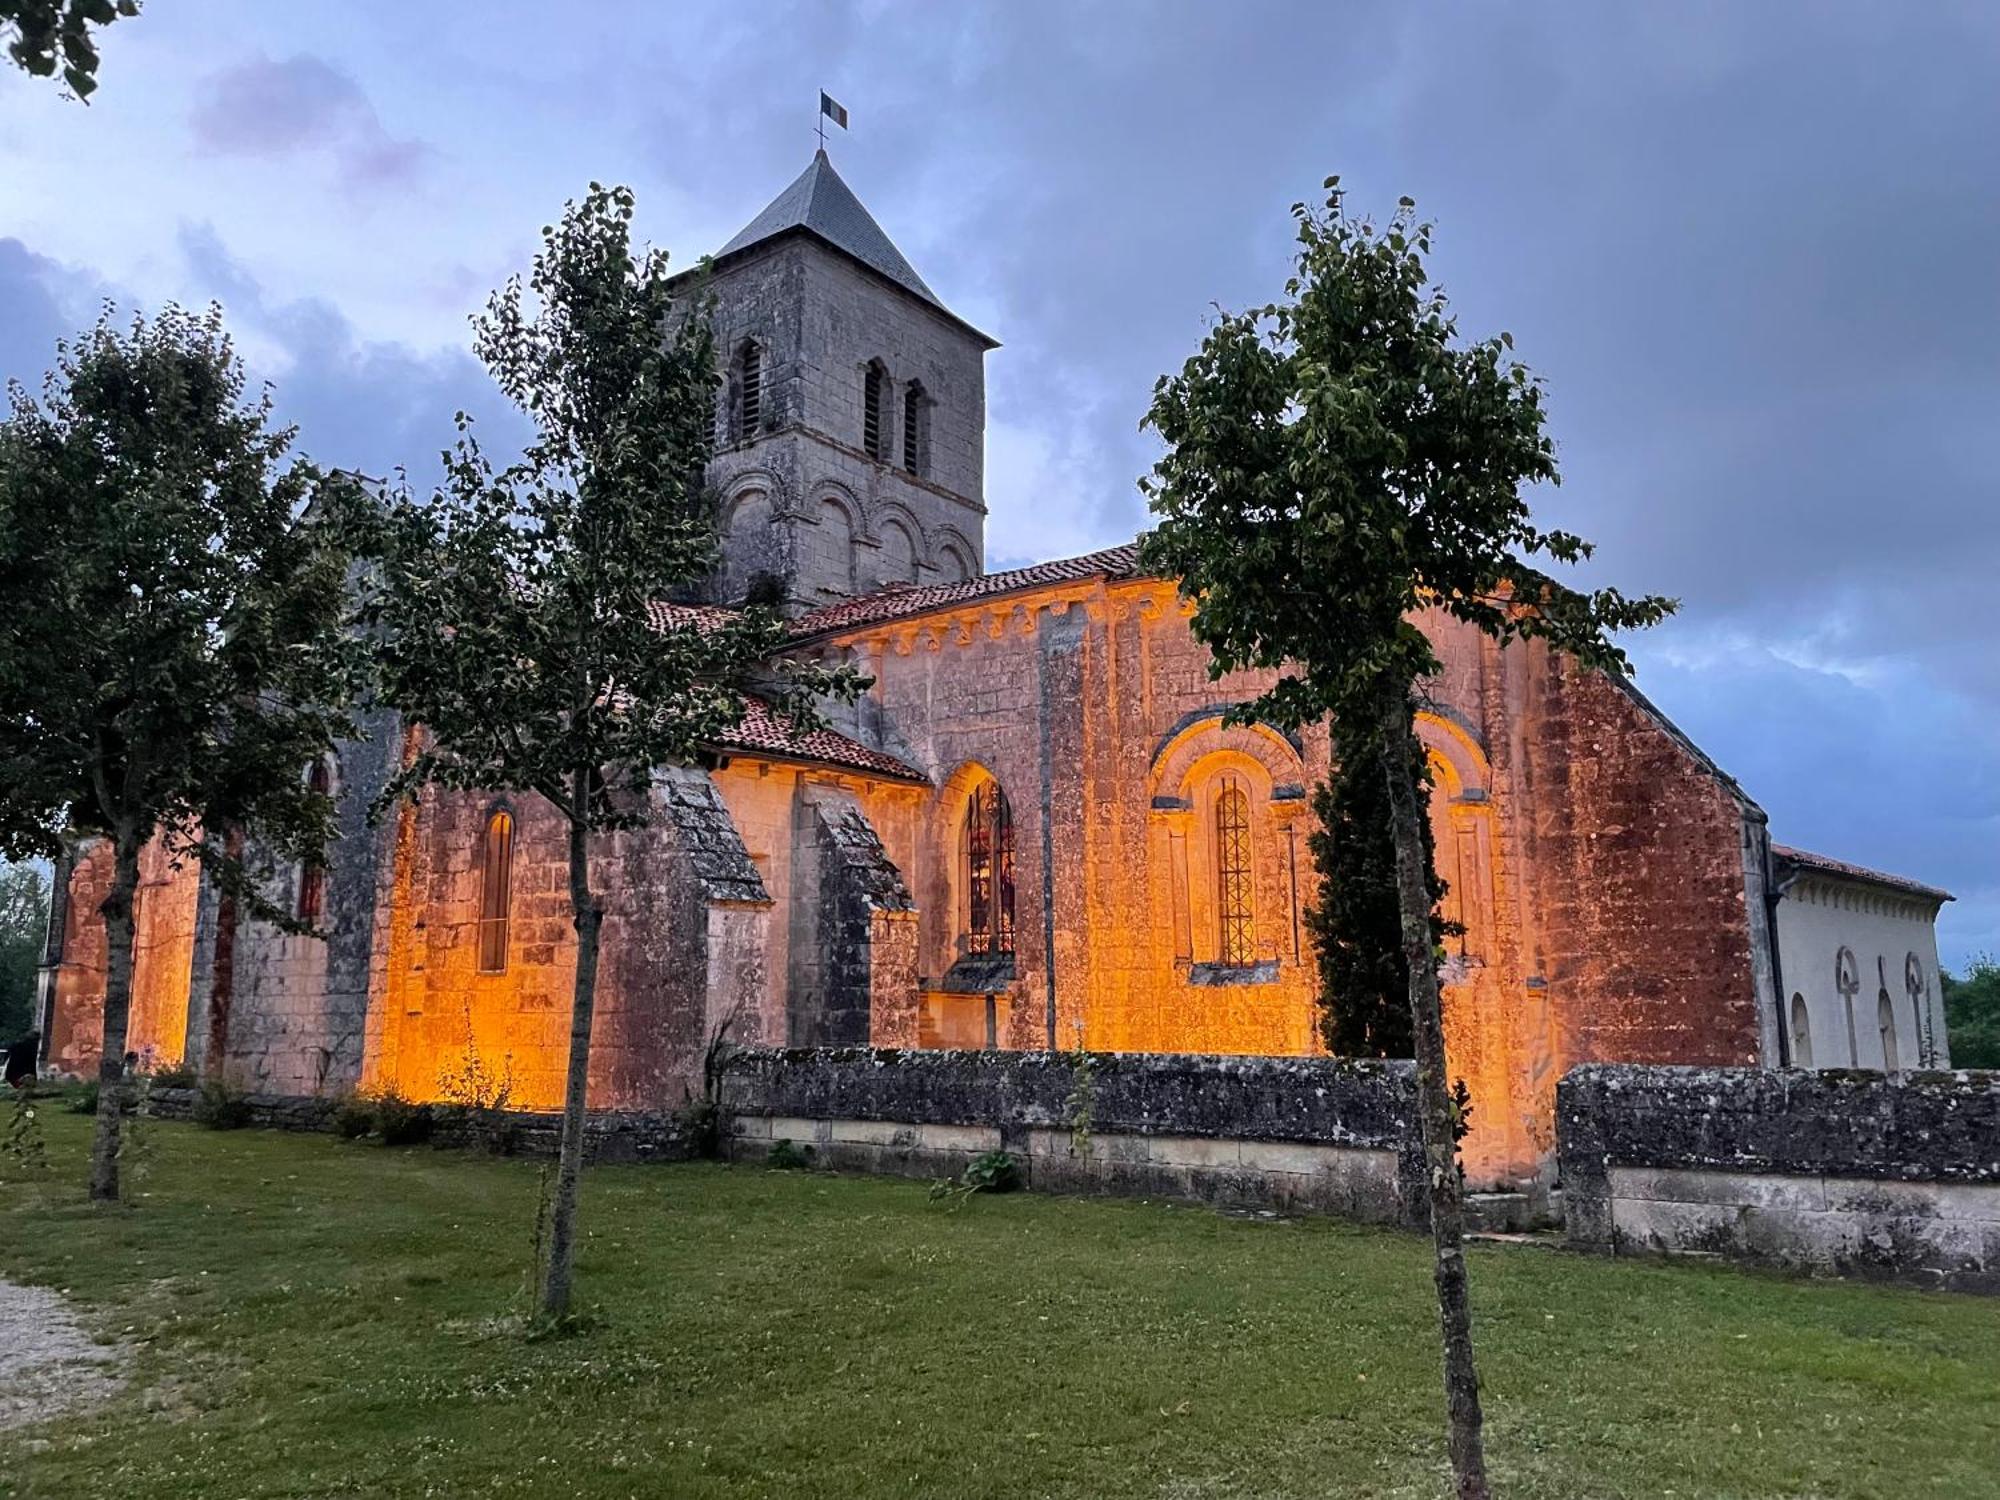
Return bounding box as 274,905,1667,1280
139,1087,696,1164
714,1047,1427,1227
1559,1065,2000,1292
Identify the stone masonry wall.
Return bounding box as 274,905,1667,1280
717,1046,1427,1226
1559,1063,2000,1291
704,235,987,610
818,575,1774,1189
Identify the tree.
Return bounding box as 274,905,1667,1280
358,184,858,1325
1306,724,1455,1059
2,0,138,100
0,305,359,1200
0,863,48,1040
1943,956,2000,1068
1140,179,1674,1499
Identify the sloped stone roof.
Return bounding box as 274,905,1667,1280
1773,844,1953,904
789,542,1146,639
715,150,995,347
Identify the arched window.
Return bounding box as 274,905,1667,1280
1789,993,1813,1069
734,340,763,440
963,782,1015,957
477,809,513,973
1214,775,1255,966
863,361,889,461
901,381,928,475
297,757,334,924
1878,991,1899,1072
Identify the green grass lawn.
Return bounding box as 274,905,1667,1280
3,1110,1998,1499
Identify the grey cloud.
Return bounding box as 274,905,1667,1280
188,52,432,188
0,239,105,393
174,223,530,487
612,0,1994,934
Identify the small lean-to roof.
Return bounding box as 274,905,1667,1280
1773,844,1954,904
642,603,925,783
714,150,996,348
789,542,1146,640
719,696,928,785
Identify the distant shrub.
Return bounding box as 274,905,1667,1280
767,1138,815,1170
65,1081,99,1115
961,1149,1022,1194
193,1078,253,1130
148,1062,197,1090
676,1096,721,1158
435,1017,516,1154
332,1094,376,1140
929,1149,1023,1206
374,1091,434,1147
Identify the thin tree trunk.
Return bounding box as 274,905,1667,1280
1379,685,1490,1500
539,785,603,1322
88,827,143,1203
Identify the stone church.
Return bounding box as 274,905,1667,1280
36,152,1953,1189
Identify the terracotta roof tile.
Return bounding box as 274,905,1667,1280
1773,844,1953,903
719,697,927,784
789,542,1146,638
646,600,743,633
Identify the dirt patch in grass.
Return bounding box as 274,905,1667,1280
0,1277,120,1433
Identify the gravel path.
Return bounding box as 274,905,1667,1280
0,1278,121,1433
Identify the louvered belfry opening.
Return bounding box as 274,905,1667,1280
1214,776,1254,966
965,782,1016,956
738,340,762,437
901,382,926,475
863,362,887,460
477,809,513,974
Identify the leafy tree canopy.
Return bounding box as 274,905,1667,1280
356,183,859,1320
1139,178,1676,1500
0,304,359,885
0,862,47,1040
358,184,855,827
1944,957,2000,1069
0,302,360,1197
1140,179,1675,735
2,0,138,99
1306,726,1458,1059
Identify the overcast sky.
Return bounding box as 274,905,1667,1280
3,2,1994,964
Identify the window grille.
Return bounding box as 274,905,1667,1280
1214,778,1254,966
965,782,1015,956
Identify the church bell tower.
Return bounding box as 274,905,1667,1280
696,150,997,612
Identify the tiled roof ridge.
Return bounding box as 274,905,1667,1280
789,540,1149,638
1772,844,1953,903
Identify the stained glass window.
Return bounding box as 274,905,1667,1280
1215,778,1254,966
478,809,513,973
965,783,1015,956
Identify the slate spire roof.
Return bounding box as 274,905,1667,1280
717,150,993,344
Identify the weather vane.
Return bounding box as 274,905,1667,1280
818,90,848,152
